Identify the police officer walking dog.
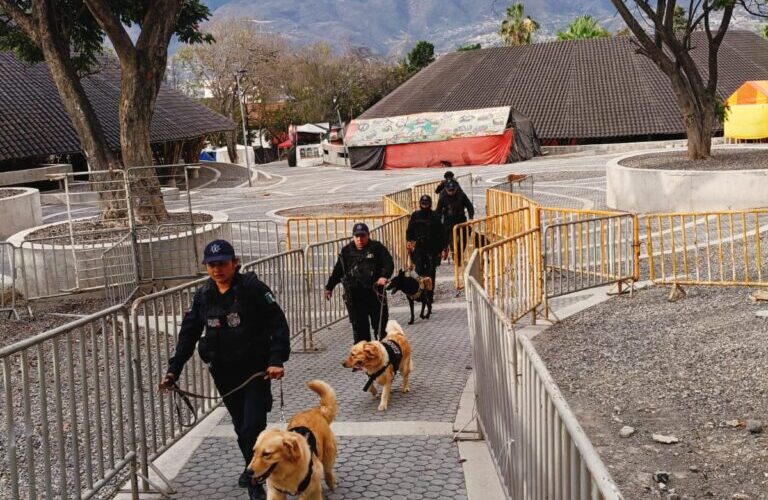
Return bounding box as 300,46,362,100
325,223,395,343
406,195,447,302
159,240,290,500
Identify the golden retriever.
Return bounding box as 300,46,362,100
342,320,413,411
248,380,337,500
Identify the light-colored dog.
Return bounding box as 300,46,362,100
248,380,337,500
342,319,413,411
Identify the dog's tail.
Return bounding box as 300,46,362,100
385,319,405,337
308,379,337,423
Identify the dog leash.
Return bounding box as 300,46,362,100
372,282,389,341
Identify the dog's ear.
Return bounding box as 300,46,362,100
363,343,379,359
282,435,300,461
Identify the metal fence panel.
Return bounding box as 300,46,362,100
1,242,20,319
285,215,398,249
0,306,138,500
453,207,532,289
465,251,623,499
304,237,349,333
383,188,412,216
370,215,411,272
543,214,638,300
486,188,537,217
643,210,768,286
103,232,140,306
479,229,542,324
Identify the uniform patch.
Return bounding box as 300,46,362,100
207,318,221,328
226,312,241,327
366,252,374,258
264,292,277,305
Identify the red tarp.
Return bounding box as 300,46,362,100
382,129,513,169
277,139,292,149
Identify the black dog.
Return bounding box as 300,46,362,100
386,269,433,325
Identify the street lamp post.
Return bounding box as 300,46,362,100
333,96,350,167
235,69,252,187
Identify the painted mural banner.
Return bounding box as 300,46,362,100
346,106,511,147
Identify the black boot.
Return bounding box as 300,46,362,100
247,482,266,500
238,468,251,488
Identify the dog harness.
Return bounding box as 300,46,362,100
362,339,403,392
257,426,318,496
407,276,433,301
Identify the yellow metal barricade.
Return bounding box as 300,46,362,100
478,228,542,323
485,188,537,217
383,188,412,216
285,215,399,249
452,207,532,289
643,209,768,286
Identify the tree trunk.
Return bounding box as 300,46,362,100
119,58,169,224
32,1,127,222
667,74,714,160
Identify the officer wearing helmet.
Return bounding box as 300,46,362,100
406,194,447,301
159,239,290,500
437,179,475,263
325,223,395,343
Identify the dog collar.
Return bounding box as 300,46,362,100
273,427,317,495
362,340,402,392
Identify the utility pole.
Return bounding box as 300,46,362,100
235,69,252,186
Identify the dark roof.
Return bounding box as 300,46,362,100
0,52,235,162
361,31,768,140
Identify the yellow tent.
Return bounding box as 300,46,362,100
724,81,768,140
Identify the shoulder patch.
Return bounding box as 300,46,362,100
264,291,277,304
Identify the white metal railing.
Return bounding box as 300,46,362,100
465,251,623,499
1,242,20,319
103,232,140,307
0,306,138,499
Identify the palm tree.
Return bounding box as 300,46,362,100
556,15,611,41
500,3,540,46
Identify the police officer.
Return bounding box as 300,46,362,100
406,195,447,301
437,179,475,264
158,239,290,500
324,223,395,343
434,170,458,195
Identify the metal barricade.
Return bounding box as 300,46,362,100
370,215,411,272
102,232,140,306
242,250,311,350
538,207,625,231
452,207,532,289
0,306,138,500
478,228,542,324
304,236,349,333
383,188,412,216
411,173,474,209
543,214,638,304
489,173,534,198
465,252,623,499
130,277,213,485
1,242,20,319
486,188,537,217
125,164,196,226
643,209,768,286
285,215,398,249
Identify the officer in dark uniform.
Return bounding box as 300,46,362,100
159,240,290,500
324,223,395,343
406,195,447,301
437,179,475,264
434,170,457,195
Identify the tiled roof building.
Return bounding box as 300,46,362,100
362,31,768,142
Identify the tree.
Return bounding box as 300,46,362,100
763,24,768,39
457,42,482,51
556,15,611,40
500,2,539,45
0,0,213,222
611,0,767,159
404,40,435,72
84,0,213,222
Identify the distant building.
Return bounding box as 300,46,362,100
0,52,235,170
361,31,768,146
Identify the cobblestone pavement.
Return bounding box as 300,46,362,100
172,435,467,500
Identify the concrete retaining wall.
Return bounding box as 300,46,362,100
606,151,768,213
0,163,72,186
0,188,43,238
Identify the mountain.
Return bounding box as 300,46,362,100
200,1,765,57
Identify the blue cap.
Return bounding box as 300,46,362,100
352,222,370,236
202,239,236,264
445,179,459,190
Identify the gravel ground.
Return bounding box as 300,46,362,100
620,149,768,170
276,201,383,217
0,293,110,348
0,188,24,199
529,170,606,182
533,285,768,499
26,212,213,243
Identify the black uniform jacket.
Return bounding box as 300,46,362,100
167,272,291,378
325,239,394,291
406,209,447,255
437,190,475,224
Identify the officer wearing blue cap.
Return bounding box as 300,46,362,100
159,239,290,500
325,223,394,342
437,178,475,264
